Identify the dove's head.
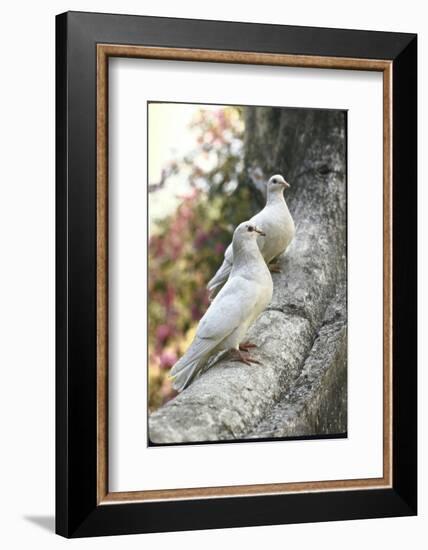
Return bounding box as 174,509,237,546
232,222,265,260
267,174,290,192
234,222,265,242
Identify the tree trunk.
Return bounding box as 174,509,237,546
149,107,347,444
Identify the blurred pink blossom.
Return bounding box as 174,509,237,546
159,351,177,370
194,229,208,249
191,304,201,321
215,242,225,255
165,286,176,309
156,324,170,343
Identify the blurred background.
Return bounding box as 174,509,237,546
148,103,254,411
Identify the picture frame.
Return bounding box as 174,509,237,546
56,11,417,538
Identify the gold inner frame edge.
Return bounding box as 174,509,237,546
96,44,393,505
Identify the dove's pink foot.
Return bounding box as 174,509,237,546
239,341,258,352
229,349,261,366
269,261,281,273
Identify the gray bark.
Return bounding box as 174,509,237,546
149,107,347,444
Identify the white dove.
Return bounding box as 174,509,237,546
170,222,273,392
207,174,295,299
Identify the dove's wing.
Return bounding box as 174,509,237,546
171,275,257,391
224,242,233,263
169,335,218,391
198,275,258,342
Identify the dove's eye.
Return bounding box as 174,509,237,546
247,226,254,232
272,178,277,183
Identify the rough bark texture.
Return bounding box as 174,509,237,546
149,107,347,444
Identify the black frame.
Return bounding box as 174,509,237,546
56,11,417,538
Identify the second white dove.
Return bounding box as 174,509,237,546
207,174,295,298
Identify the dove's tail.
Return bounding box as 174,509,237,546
170,338,215,392
207,259,232,300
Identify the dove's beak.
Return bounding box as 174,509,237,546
255,228,266,236
283,180,290,188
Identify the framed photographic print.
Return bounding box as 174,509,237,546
56,11,417,538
